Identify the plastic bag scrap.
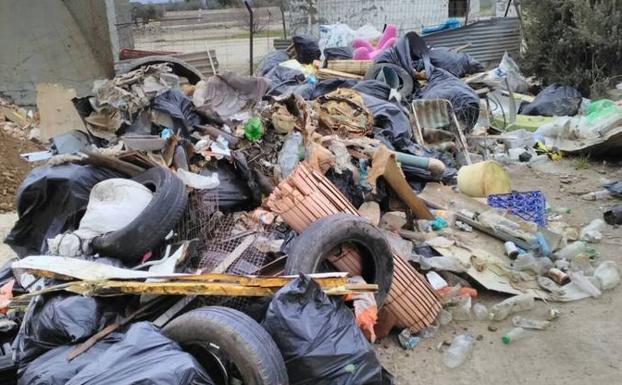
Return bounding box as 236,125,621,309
6,164,123,256
202,160,253,211
348,276,378,343
518,84,583,117
13,294,114,368
262,275,393,385
418,68,480,131
375,31,431,79
292,35,321,64
257,50,290,77
481,52,529,93
152,89,201,137
20,322,213,385
429,47,484,78
265,66,307,96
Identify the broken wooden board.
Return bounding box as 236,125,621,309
368,145,434,219
12,275,377,301
36,83,87,141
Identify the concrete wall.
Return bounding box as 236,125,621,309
0,0,132,106
288,0,462,36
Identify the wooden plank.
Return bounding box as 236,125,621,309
316,68,364,80
326,60,373,76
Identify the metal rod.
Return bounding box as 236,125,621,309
245,1,254,76
280,0,287,39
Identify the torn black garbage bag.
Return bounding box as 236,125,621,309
429,47,484,78
323,47,353,65
18,332,125,385
65,322,213,385
292,35,321,64
374,31,431,79
13,294,108,368
152,89,201,137
262,275,389,385
518,84,583,117
6,164,122,256
418,67,480,131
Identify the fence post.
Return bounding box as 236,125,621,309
244,1,254,76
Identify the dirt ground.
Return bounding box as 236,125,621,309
0,129,41,213
377,158,622,385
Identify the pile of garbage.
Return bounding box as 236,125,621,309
0,23,621,385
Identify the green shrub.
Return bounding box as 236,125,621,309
521,0,622,97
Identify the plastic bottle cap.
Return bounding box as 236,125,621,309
502,335,511,344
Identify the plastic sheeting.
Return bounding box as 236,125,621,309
262,275,391,385
257,50,290,77
418,68,480,131
518,84,582,117
6,164,122,256
19,322,213,385
152,89,201,136
429,48,484,78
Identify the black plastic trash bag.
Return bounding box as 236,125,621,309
13,294,107,368
429,47,484,78
202,160,253,211
292,35,321,64
18,332,125,385
323,47,353,64
65,322,213,385
418,67,480,131
257,50,290,77
262,275,390,385
6,164,122,256
19,322,213,385
375,31,431,79
518,84,583,117
604,180,622,198
152,89,201,137
265,66,307,96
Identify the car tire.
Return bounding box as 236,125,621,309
162,306,288,385
91,166,187,264
284,214,393,305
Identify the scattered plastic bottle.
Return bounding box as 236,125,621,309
554,241,589,261
444,334,475,368
438,309,453,325
568,271,602,298
579,219,606,243
489,293,535,321
451,295,472,321
512,316,551,330
548,206,571,215
472,303,488,321
398,329,421,350
244,117,264,141
502,327,527,344
278,131,303,178
581,190,611,201
593,261,620,291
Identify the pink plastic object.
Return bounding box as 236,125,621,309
352,24,398,60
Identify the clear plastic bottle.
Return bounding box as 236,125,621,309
579,219,606,243
554,241,588,260
512,316,551,330
278,132,303,178
472,303,488,321
451,295,472,321
581,190,611,201
489,293,535,321
502,327,527,344
444,334,475,368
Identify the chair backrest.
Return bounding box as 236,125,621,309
411,99,456,131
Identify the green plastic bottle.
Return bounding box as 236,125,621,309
244,117,264,141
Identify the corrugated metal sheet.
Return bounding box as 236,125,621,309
423,17,521,66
